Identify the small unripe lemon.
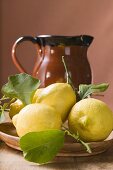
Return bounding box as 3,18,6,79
9,99,24,118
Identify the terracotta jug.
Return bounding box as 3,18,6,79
12,35,93,89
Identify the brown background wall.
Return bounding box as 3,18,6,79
1,0,113,109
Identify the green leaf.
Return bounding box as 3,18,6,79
78,83,109,99
20,130,65,164
1,73,40,105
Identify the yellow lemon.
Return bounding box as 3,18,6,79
12,103,62,137
34,83,76,122
9,99,24,118
32,88,44,103
68,98,113,142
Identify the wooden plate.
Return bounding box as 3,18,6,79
0,121,113,157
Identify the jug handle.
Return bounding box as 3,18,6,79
12,36,43,77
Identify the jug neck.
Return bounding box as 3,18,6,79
37,35,94,47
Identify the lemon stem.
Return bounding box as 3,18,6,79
62,56,69,84
62,56,76,90
62,56,80,101
62,126,92,153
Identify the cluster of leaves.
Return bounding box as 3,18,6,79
0,72,109,164
0,73,40,120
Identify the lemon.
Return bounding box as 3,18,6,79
9,99,24,118
12,103,62,137
68,98,113,142
32,88,44,103
33,83,76,122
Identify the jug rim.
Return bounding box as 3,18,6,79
38,34,93,38
37,35,94,46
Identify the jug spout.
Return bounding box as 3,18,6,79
80,35,94,46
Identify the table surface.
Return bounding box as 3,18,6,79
1,142,113,170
